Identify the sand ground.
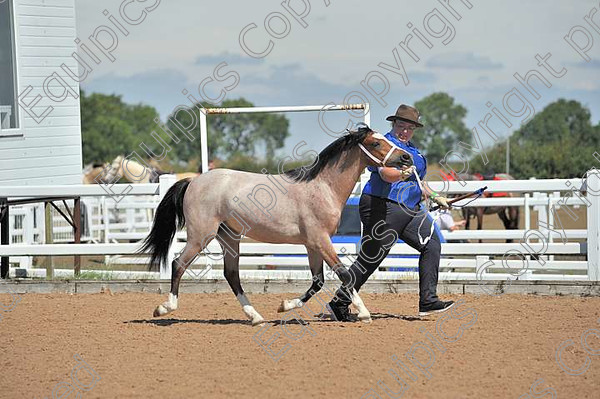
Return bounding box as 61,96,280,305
0,292,598,398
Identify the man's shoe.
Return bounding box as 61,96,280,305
419,300,455,316
326,302,358,322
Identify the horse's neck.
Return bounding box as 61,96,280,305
315,146,367,208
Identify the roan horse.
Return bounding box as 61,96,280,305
443,171,520,242
139,125,413,325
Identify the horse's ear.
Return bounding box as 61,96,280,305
354,122,371,134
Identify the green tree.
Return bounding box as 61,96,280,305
80,91,159,164
470,99,600,178
413,92,472,162
165,98,290,169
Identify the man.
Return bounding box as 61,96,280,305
327,105,455,321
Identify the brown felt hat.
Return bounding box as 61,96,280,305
385,104,423,127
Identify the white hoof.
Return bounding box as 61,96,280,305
153,293,177,317
153,304,172,317
358,312,372,323
242,305,265,326
277,298,303,313
352,289,372,323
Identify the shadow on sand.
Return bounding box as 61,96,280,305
125,312,425,327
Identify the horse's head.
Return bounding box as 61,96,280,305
355,124,413,169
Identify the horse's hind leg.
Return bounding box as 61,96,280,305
153,217,220,317
278,248,324,313
216,224,265,326
153,241,203,317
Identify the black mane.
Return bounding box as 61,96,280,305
284,125,371,182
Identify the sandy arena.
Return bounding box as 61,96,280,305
1,292,599,398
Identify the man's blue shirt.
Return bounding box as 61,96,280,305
362,131,427,208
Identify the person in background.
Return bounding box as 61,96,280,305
432,209,466,232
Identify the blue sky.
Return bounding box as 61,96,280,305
76,0,600,159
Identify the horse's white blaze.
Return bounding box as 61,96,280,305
351,289,372,323
278,298,303,312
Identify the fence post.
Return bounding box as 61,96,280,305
44,202,54,279
363,102,370,127
199,110,209,174
22,205,34,269
0,198,8,279
159,174,177,280
587,170,600,280
74,198,81,277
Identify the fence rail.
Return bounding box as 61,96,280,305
2,170,599,281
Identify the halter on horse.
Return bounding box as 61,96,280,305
139,125,413,325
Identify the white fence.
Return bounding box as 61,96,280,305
1,171,599,282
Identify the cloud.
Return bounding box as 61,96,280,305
570,59,600,69
426,52,503,70
410,71,437,84
194,51,264,65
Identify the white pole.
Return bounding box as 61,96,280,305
205,104,365,114
524,193,530,231
587,169,600,280
199,110,209,174
360,103,371,201
363,103,370,127
506,136,510,174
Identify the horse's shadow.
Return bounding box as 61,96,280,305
125,312,425,327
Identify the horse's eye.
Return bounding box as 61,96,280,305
372,142,380,148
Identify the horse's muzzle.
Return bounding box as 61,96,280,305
388,152,413,168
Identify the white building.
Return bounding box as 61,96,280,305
0,0,82,186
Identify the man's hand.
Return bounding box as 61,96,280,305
378,166,414,183
431,195,451,210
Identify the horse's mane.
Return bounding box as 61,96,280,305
284,125,370,183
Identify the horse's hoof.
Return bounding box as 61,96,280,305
358,313,372,323
278,298,302,313
252,317,266,327
153,304,170,317
277,301,286,313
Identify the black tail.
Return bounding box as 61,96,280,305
138,178,191,271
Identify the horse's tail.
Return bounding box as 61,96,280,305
138,178,191,271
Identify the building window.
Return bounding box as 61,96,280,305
0,0,19,131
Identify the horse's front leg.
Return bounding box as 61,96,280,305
317,237,371,323
278,248,324,313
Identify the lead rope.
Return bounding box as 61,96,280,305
411,167,439,246
411,167,486,246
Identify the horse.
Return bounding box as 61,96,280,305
108,155,199,184
453,172,520,242
139,125,413,325
82,162,109,184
